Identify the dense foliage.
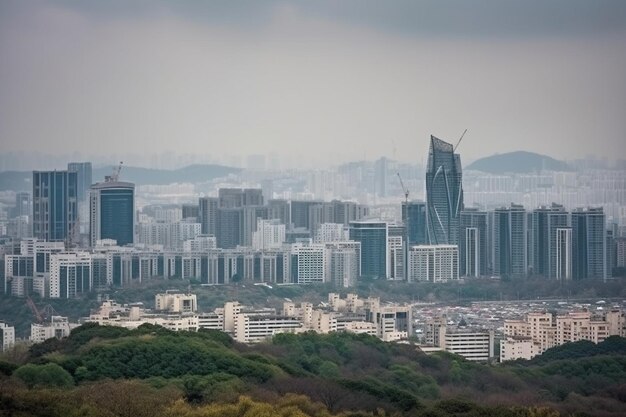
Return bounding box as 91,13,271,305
1,324,625,416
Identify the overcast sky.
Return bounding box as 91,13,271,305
1,1,625,168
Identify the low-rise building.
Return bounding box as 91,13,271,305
0,321,15,352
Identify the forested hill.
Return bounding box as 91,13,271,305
1,324,625,417
466,151,571,173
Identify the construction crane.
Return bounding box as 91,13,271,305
453,129,467,153
106,161,124,182
397,173,410,281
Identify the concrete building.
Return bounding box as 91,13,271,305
443,327,495,362
155,291,197,313
365,304,412,342
30,316,78,344
49,252,92,298
492,204,528,279
234,314,302,343
326,241,360,288
198,197,218,236
252,219,285,250
0,322,15,352
291,243,329,284
314,223,349,243
459,209,488,277
531,204,570,279
408,245,459,282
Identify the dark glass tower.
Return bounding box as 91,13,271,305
90,181,135,246
572,207,606,280
425,136,464,245
32,170,78,241
67,162,92,202
402,200,427,245
349,220,388,279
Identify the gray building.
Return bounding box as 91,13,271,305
426,136,464,245
67,162,92,202
459,209,488,277
199,197,218,236
492,204,527,279
532,203,570,279
402,200,427,246
33,170,78,242
572,207,607,281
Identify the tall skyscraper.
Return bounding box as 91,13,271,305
90,179,135,246
555,227,572,281
349,220,388,279
459,209,488,277
572,207,607,280
14,192,31,218
32,170,78,242
532,204,570,278
199,197,218,236
492,204,528,279
425,136,464,245
67,162,92,202
402,200,427,245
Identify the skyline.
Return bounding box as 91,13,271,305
1,1,626,166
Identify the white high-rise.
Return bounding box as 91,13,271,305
408,245,459,282
252,219,285,250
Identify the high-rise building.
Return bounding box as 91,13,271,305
425,136,464,245
89,179,135,247
291,200,322,230
14,191,31,218
555,228,572,281
408,245,459,282
32,170,78,242
572,207,607,280
267,199,290,226
402,201,427,246
252,219,285,250
198,197,218,236
459,209,488,277
531,204,569,278
218,188,263,208
49,252,92,299
349,220,388,279
216,208,241,249
492,204,528,279
67,162,92,202
182,204,199,220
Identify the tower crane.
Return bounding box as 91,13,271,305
397,173,410,281
107,161,124,182
453,129,467,153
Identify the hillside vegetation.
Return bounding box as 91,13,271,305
1,324,625,417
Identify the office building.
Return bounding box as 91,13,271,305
182,204,199,220
555,228,572,281
32,170,78,241
90,179,135,247
218,188,263,208
267,199,290,226
349,220,388,279
492,204,528,279
291,200,321,230
291,243,329,284
314,223,349,243
425,136,464,245
402,200,427,245
326,241,361,288
459,209,488,277
155,291,197,313
572,207,607,280
443,327,494,362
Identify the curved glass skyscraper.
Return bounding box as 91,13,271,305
426,135,464,245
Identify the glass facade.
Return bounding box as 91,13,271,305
100,188,134,245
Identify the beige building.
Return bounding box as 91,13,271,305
155,291,197,313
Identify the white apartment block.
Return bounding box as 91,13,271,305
252,219,285,250
49,252,93,299
292,243,330,284
315,223,349,243
30,316,78,344
408,245,459,282
443,328,495,362
0,322,15,352
388,235,405,281
183,235,216,252
501,309,625,361
234,314,302,343
155,291,197,313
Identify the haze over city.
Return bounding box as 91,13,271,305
1,1,626,168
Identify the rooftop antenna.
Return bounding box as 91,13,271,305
453,129,467,153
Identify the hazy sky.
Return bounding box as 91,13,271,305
1,1,626,167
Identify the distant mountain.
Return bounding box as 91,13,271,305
0,164,240,192
466,151,571,173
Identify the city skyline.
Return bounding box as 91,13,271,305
1,1,626,165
